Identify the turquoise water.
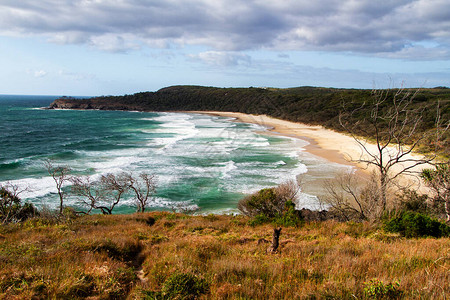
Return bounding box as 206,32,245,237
0,95,349,214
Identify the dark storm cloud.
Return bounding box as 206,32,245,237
0,0,449,58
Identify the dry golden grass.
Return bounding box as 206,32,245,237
0,212,449,299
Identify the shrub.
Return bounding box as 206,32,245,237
238,188,279,218
161,272,209,299
247,213,271,226
384,211,450,238
273,200,303,227
238,180,299,218
0,186,37,224
363,279,402,299
241,182,303,227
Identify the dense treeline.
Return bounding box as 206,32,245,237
50,85,450,156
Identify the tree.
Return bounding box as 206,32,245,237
70,176,105,215
321,171,380,221
70,172,156,214
99,173,130,214
421,162,450,223
45,160,71,214
70,173,130,215
124,172,157,212
339,86,449,217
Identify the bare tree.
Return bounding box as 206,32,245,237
45,160,71,214
99,173,130,214
321,171,382,221
70,176,105,214
125,172,157,212
339,86,449,215
70,172,156,214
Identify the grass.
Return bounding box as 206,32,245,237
1,212,449,299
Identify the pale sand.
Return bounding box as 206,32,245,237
187,111,431,192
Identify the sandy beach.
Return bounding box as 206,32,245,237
188,111,431,192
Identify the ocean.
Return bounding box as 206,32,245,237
0,95,351,214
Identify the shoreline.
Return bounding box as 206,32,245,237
186,111,430,191
187,111,367,173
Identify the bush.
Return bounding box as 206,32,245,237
363,279,403,299
162,272,209,299
384,211,450,238
240,181,303,227
273,200,303,227
238,188,279,218
247,213,271,226
238,180,299,218
0,186,37,224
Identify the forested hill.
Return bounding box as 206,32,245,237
49,85,450,156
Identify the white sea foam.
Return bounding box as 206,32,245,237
216,160,237,178
0,176,64,201
297,193,323,210
147,113,201,150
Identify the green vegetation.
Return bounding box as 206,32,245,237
1,212,450,299
50,85,450,157
161,272,209,299
0,186,37,224
384,211,450,238
363,279,403,299
238,180,302,227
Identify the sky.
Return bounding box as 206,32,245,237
0,0,449,96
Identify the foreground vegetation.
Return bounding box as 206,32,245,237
1,212,450,299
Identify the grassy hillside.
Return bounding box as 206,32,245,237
1,212,449,299
50,86,450,157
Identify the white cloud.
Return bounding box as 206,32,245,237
29,70,48,78
89,34,141,53
189,51,251,67
0,0,449,59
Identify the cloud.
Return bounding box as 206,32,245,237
0,0,449,59
188,51,251,67
89,34,141,53
27,70,48,78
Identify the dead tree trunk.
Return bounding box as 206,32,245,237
267,227,282,253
